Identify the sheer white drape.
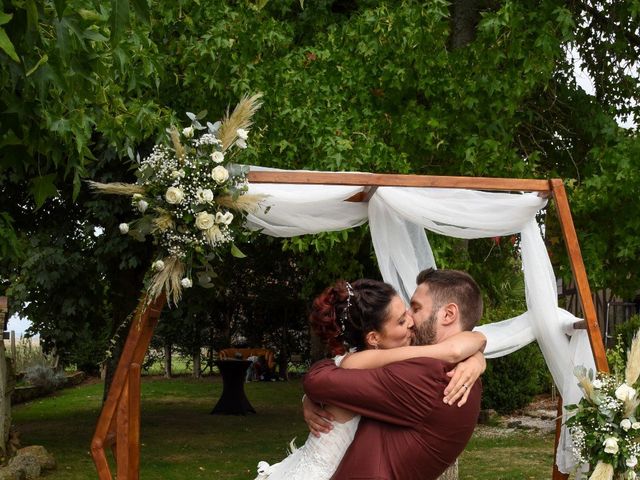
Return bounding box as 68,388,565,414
245,167,595,473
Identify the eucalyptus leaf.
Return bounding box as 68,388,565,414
230,244,247,258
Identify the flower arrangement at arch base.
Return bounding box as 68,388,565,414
566,330,640,480
89,94,264,305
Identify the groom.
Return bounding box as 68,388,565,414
302,268,484,480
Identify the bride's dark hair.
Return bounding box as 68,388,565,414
309,279,397,355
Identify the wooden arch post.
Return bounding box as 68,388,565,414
91,172,607,480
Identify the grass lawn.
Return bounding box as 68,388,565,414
13,376,556,479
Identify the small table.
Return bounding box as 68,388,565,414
211,360,256,415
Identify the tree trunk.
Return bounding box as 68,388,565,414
438,460,458,480
163,342,172,378
0,298,13,462
448,0,500,50
192,350,201,379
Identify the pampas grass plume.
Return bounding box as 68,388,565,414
147,256,185,306
218,93,263,151
86,181,145,196
625,329,640,386
589,461,613,480
215,193,266,213
169,126,186,162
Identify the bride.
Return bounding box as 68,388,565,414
254,279,486,480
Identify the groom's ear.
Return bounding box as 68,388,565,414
441,303,459,326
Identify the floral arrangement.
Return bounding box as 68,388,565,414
89,94,264,305
566,330,640,480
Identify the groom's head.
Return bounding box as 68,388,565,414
409,268,483,346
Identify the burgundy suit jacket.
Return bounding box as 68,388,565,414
303,357,481,480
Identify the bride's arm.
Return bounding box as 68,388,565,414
339,331,486,370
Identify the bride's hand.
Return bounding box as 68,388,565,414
303,395,335,437
443,351,486,407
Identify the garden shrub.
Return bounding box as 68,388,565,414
607,314,640,373
480,305,552,414
481,342,550,414
24,365,66,392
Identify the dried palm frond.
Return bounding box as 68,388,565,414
86,181,145,196
218,93,263,151
152,211,175,232
215,193,267,213
574,366,595,401
589,461,613,480
147,256,185,306
625,329,640,385
169,126,186,163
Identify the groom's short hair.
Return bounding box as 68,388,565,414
416,268,483,331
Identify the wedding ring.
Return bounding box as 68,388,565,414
462,384,468,390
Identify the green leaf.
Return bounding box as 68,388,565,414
25,0,38,32
0,12,12,26
54,0,67,19
130,0,150,24
230,244,247,258
0,28,19,62
30,175,58,208
110,0,130,45
25,54,48,77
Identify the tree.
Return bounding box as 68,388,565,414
2,0,638,376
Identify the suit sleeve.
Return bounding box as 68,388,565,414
303,357,452,427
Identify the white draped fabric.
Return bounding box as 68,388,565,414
245,167,595,473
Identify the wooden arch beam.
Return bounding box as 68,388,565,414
91,173,606,480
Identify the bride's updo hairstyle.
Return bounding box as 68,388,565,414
309,279,397,355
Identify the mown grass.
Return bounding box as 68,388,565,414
13,377,556,479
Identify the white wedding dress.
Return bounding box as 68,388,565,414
253,355,360,480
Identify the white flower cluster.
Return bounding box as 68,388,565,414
119,112,253,288
567,368,640,479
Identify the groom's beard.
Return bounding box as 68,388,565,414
411,310,438,346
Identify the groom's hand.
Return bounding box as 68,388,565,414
303,395,334,437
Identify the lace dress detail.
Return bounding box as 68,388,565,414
253,355,360,480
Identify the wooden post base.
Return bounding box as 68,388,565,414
91,294,166,480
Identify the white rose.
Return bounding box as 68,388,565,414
165,187,185,205
632,422,640,430
603,437,619,455
133,193,143,200
627,456,638,468
182,126,194,138
592,379,604,389
137,200,148,213
180,278,193,288
152,260,165,271
235,138,247,149
215,211,234,225
621,419,632,431
616,383,637,402
119,223,129,234
236,128,248,140
211,151,225,163
196,189,214,203
195,211,215,230
211,165,229,184
629,471,637,480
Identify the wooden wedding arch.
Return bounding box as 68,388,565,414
91,171,608,480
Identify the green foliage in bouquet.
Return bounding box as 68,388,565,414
566,330,640,480
89,94,265,305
